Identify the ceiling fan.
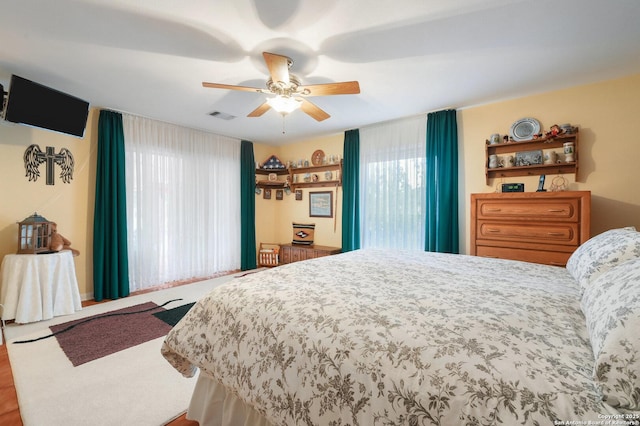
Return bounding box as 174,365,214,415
202,52,360,122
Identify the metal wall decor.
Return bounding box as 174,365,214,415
23,144,74,185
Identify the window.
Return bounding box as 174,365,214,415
123,114,241,291
359,115,427,250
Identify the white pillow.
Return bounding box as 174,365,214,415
581,256,640,410
566,227,640,292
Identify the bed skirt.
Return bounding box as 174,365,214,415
186,372,273,426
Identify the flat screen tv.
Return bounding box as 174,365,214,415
4,75,89,137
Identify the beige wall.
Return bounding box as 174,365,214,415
253,134,344,249
256,73,640,255
0,108,98,299
459,73,640,253
1,73,639,301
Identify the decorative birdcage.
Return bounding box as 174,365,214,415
17,212,54,254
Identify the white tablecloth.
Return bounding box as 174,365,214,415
0,251,82,323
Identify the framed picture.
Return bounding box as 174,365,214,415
295,189,303,201
263,188,272,200
275,189,284,200
515,150,543,167
309,191,333,218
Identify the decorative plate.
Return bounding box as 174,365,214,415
510,117,541,141
268,173,277,182
311,149,325,166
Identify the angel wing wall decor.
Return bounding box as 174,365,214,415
23,144,75,185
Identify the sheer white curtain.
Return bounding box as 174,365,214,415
123,114,241,291
359,115,427,250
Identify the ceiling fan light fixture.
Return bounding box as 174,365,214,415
202,52,359,122
266,95,302,115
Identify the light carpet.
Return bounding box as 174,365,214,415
4,272,244,426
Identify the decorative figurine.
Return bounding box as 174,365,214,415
49,223,80,256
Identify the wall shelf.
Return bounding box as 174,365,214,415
291,180,341,189
255,167,289,190
254,161,343,193
289,160,342,190
256,181,288,189
485,131,579,184
255,168,289,175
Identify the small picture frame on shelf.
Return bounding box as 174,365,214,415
276,189,284,200
515,150,543,167
309,191,333,218
263,189,272,200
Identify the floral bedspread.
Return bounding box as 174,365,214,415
162,249,617,425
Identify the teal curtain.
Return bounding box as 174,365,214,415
425,109,459,253
240,140,257,270
341,129,360,252
94,110,129,301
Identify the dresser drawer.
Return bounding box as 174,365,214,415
312,249,341,258
279,244,341,265
476,246,571,266
470,191,590,265
291,247,307,262
477,199,579,221
477,221,580,245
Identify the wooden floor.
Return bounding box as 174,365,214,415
0,274,237,426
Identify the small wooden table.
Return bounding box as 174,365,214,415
0,251,82,323
278,244,342,265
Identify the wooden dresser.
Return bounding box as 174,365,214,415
470,191,591,266
279,244,342,265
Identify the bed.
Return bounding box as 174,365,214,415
162,227,640,425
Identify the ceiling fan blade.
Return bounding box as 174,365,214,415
247,102,271,117
300,99,330,122
263,52,290,86
298,81,360,96
202,82,262,92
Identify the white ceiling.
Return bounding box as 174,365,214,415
1,0,639,145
